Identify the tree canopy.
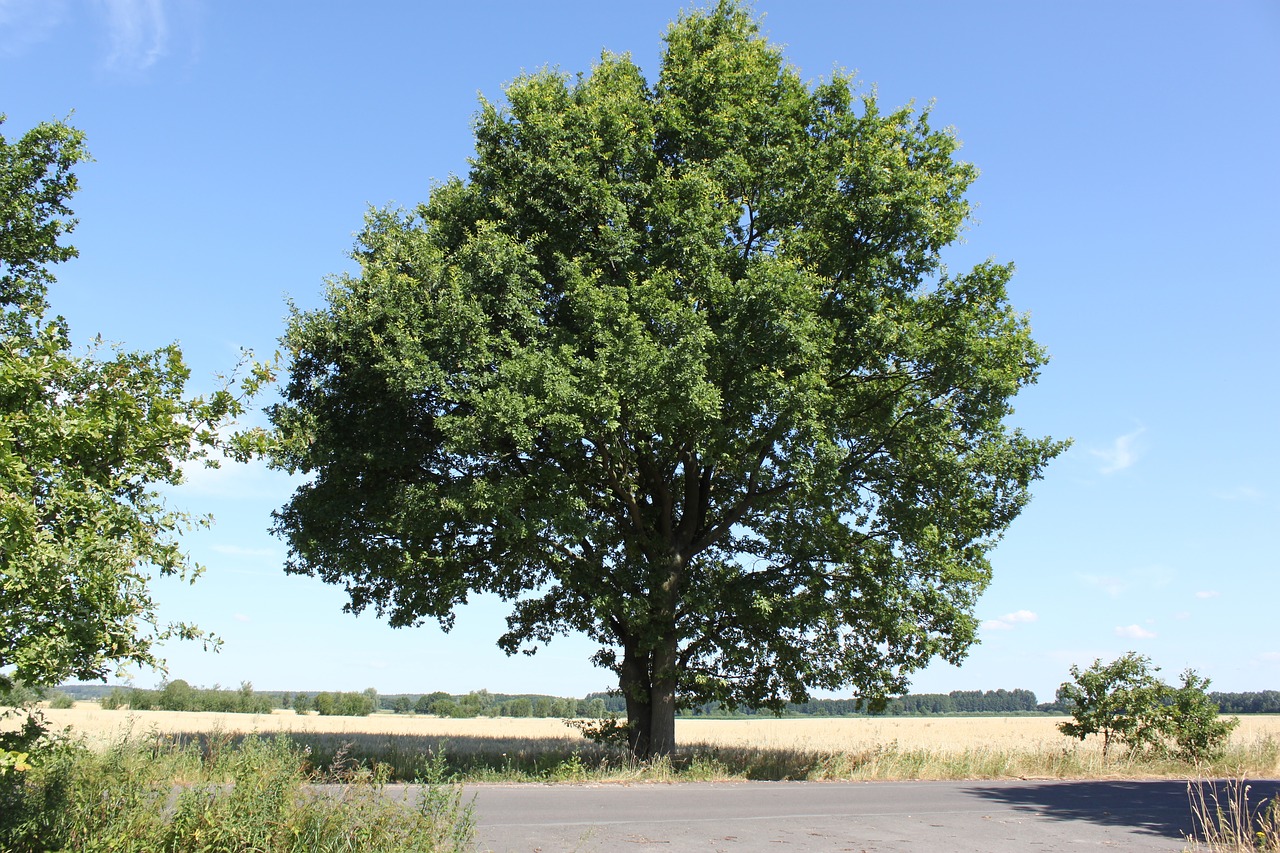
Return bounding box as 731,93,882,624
0,116,259,695
265,1,1066,757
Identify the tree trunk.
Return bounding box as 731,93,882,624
618,631,682,760
647,632,679,758
617,554,684,760
620,642,652,759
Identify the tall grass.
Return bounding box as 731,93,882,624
0,727,474,853
223,728,1280,784
1186,778,1280,851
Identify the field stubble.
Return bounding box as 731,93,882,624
12,705,1280,783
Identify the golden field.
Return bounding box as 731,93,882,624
12,704,1280,754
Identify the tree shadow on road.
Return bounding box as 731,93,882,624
964,779,1280,842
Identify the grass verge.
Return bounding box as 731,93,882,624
0,722,474,853
202,728,1280,784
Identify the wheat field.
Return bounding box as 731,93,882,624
14,704,1280,754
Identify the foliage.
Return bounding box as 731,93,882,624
0,115,269,702
1211,691,1280,715
565,715,633,749
0,681,46,707
262,1,1065,757
310,689,378,717
101,679,275,714
1057,653,1238,761
1167,669,1240,763
0,733,475,853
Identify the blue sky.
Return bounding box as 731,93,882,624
3,1,1277,702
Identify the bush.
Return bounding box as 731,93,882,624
1057,653,1238,762
1166,669,1238,762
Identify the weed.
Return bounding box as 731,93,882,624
0,732,475,852
1186,778,1280,851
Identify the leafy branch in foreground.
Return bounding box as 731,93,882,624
1,114,270,702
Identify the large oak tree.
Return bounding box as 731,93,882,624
266,2,1066,758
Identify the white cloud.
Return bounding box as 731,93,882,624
1258,652,1280,663
99,0,168,70
1115,624,1157,640
1091,427,1145,474
982,609,1039,631
1194,590,1220,600
232,613,250,623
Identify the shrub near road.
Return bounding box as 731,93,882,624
0,729,474,853
1057,653,1238,761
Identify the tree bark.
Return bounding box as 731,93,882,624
647,631,679,758
620,641,652,759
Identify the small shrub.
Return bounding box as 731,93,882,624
1057,653,1238,762
564,715,631,749
1167,670,1238,762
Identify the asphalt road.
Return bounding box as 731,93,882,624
463,778,1280,852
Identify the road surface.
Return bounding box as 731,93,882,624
461,778,1280,852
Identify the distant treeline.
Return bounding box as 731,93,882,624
100,680,273,714
97,681,380,717
1211,691,1280,714
376,689,610,719
45,682,1280,718
620,688,1043,717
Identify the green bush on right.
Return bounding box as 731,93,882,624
1057,652,1238,762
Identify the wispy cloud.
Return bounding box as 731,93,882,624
1259,652,1280,663
1078,574,1129,597
1115,624,1157,640
99,0,169,71
1091,427,1145,474
232,613,250,623
1214,485,1265,502
0,0,67,57
211,544,280,559
176,453,295,501
1194,590,1220,600
1078,565,1175,599
982,610,1039,631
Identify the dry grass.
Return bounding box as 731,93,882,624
18,703,581,745
19,705,1280,751
9,705,1280,783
